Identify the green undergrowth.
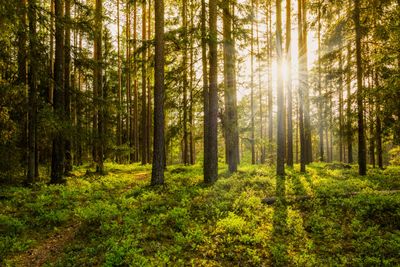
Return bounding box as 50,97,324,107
1,162,400,266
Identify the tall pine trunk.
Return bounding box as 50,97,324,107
298,0,306,172
141,1,148,165
276,0,285,176
250,0,255,165
182,0,189,165
51,0,65,183
151,0,165,185
286,0,293,167
201,0,209,177
223,0,238,172
354,0,367,175
346,43,353,163
64,0,72,174
204,0,218,183
94,0,104,173
27,0,38,183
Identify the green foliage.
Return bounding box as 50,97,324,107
389,146,400,166
1,163,400,266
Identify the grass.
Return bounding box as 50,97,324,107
1,162,400,266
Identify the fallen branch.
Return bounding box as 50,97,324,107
262,190,400,205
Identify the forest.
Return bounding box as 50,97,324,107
0,0,400,265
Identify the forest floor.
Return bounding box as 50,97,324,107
1,162,400,266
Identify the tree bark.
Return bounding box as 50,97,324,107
298,0,306,173
94,0,104,173
286,0,293,167
223,0,238,173
141,1,148,165
250,0,255,165
27,0,38,183
151,0,165,185
51,0,65,183
182,0,189,165
204,0,218,183
64,0,72,174
201,0,209,177
354,0,367,175
346,43,353,163
276,0,285,176
116,0,122,163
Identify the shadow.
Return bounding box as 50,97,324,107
271,175,289,266
290,173,308,197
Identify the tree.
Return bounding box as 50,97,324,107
151,0,165,185
250,0,255,165
276,0,285,176
286,0,293,167
27,0,38,183
64,0,72,174
141,0,148,165
201,0,209,177
94,0,104,173
182,0,189,165
354,0,366,175
51,0,65,183
204,0,218,183
223,0,238,173
298,0,306,173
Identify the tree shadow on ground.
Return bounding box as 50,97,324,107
271,175,289,266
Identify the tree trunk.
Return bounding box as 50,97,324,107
339,51,344,162
151,0,165,185
276,0,285,176
204,0,218,183
51,0,65,183
346,43,353,163
267,1,273,162
141,1,148,165
302,0,312,164
147,1,152,163
298,0,306,172
256,0,265,164
354,0,367,175
286,0,293,167
133,1,139,162
182,0,189,165
189,0,195,165
250,0,255,165
201,0,209,176
64,0,72,174
94,0,104,173
126,1,132,163
116,0,122,163
223,0,238,173
317,1,324,162
27,0,38,183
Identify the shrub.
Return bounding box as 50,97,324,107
389,146,400,166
